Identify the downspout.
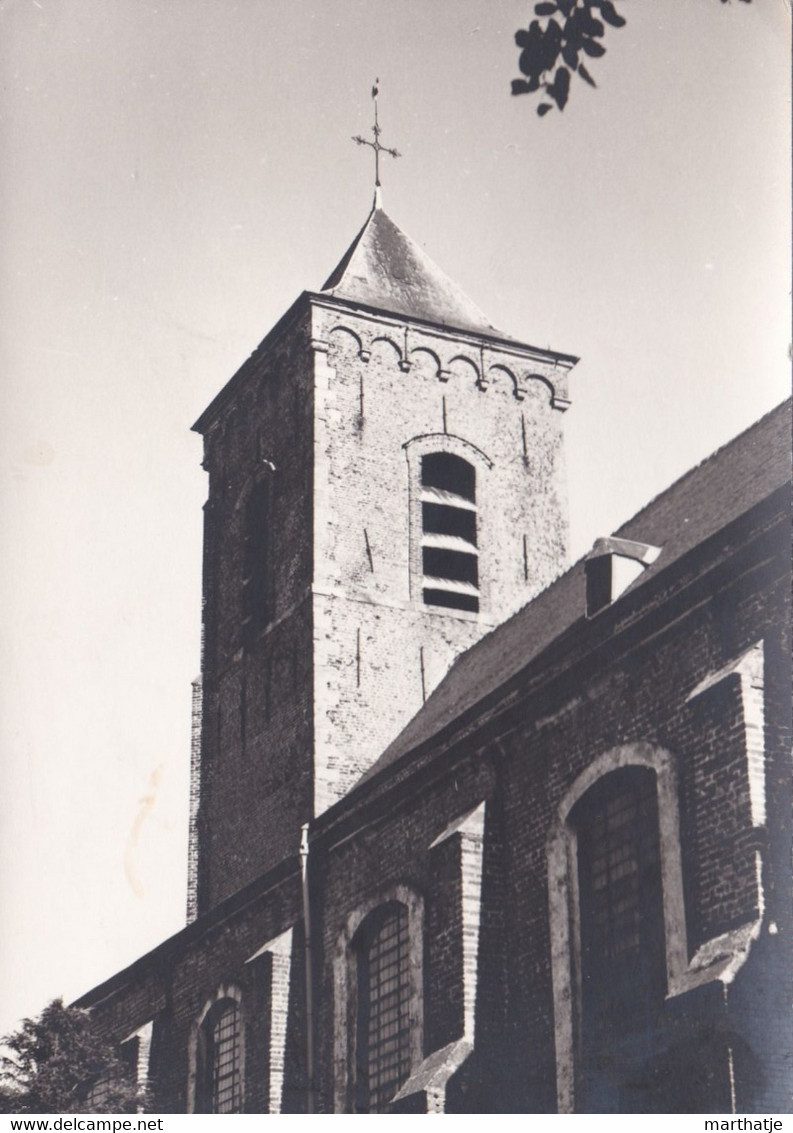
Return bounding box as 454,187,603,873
723,983,737,1113
299,823,315,1113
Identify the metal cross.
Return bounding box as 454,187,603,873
353,80,400,190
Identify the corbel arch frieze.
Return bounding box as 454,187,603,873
326,323,369,363
514,371,556,406
446,353,482,387
369,333,406,368
486,362,520,399
408,345,445,381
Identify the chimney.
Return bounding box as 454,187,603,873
585,536,661,617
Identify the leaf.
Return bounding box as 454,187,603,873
548,64,571,110
517,21,548,76
600,0,626,27
561,41,579,69
512,78,542,95
534,2,557,13
0,1001,145,1115
545,17,563,42
578,61,597,86
519,18,563,76
515,21,541,48
579,13,605,36
581,36,606,56
563,20,583,50
537,102,553,116
543,17,563,54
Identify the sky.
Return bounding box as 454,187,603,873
0,0,789,1038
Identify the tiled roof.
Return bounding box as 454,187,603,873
321,205,504,338
358,400,792,785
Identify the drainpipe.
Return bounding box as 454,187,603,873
723,982,737,1114
299,823,315,1113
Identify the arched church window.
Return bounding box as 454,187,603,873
354,901,413,1113
197,997,244,1114
570,766,667,1112
420,452,479,613
241,479,271,643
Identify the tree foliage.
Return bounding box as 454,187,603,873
512,0,752,116
0,1000,143,1114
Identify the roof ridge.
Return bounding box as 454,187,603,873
320,204,377,292
615,398,791,538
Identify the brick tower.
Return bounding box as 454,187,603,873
190,200,578,914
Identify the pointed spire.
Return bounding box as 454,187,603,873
320,207,506,338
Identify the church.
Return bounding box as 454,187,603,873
74,184,792,1113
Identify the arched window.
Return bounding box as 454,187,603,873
196,997,244,1114
570,766,667,1112
354,902,413,1113
334,887,423,1113
420,452,479,613
241,479,271,644
548,745,689,1113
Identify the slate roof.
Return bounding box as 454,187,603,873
320,205,506,338
358,399,792,785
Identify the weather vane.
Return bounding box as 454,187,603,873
353,80,400,203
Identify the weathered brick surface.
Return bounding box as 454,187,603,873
185,676,202,923
309,307,570,817
309,492,791,1112
194,291,572,908
77,221,790,1120
80,454,791,1114
80,862,306,1112
195,306,316,909
425,835,465,1052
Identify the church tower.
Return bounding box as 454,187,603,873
190,199,578,914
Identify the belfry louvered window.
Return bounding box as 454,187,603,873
355,902,413,1113
420,452,479,613
199,998,244,1114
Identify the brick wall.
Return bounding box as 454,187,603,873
309,301,571,815
193,292,573,907
311,495,790,1112
83,490,790,1114
195,306,316,909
